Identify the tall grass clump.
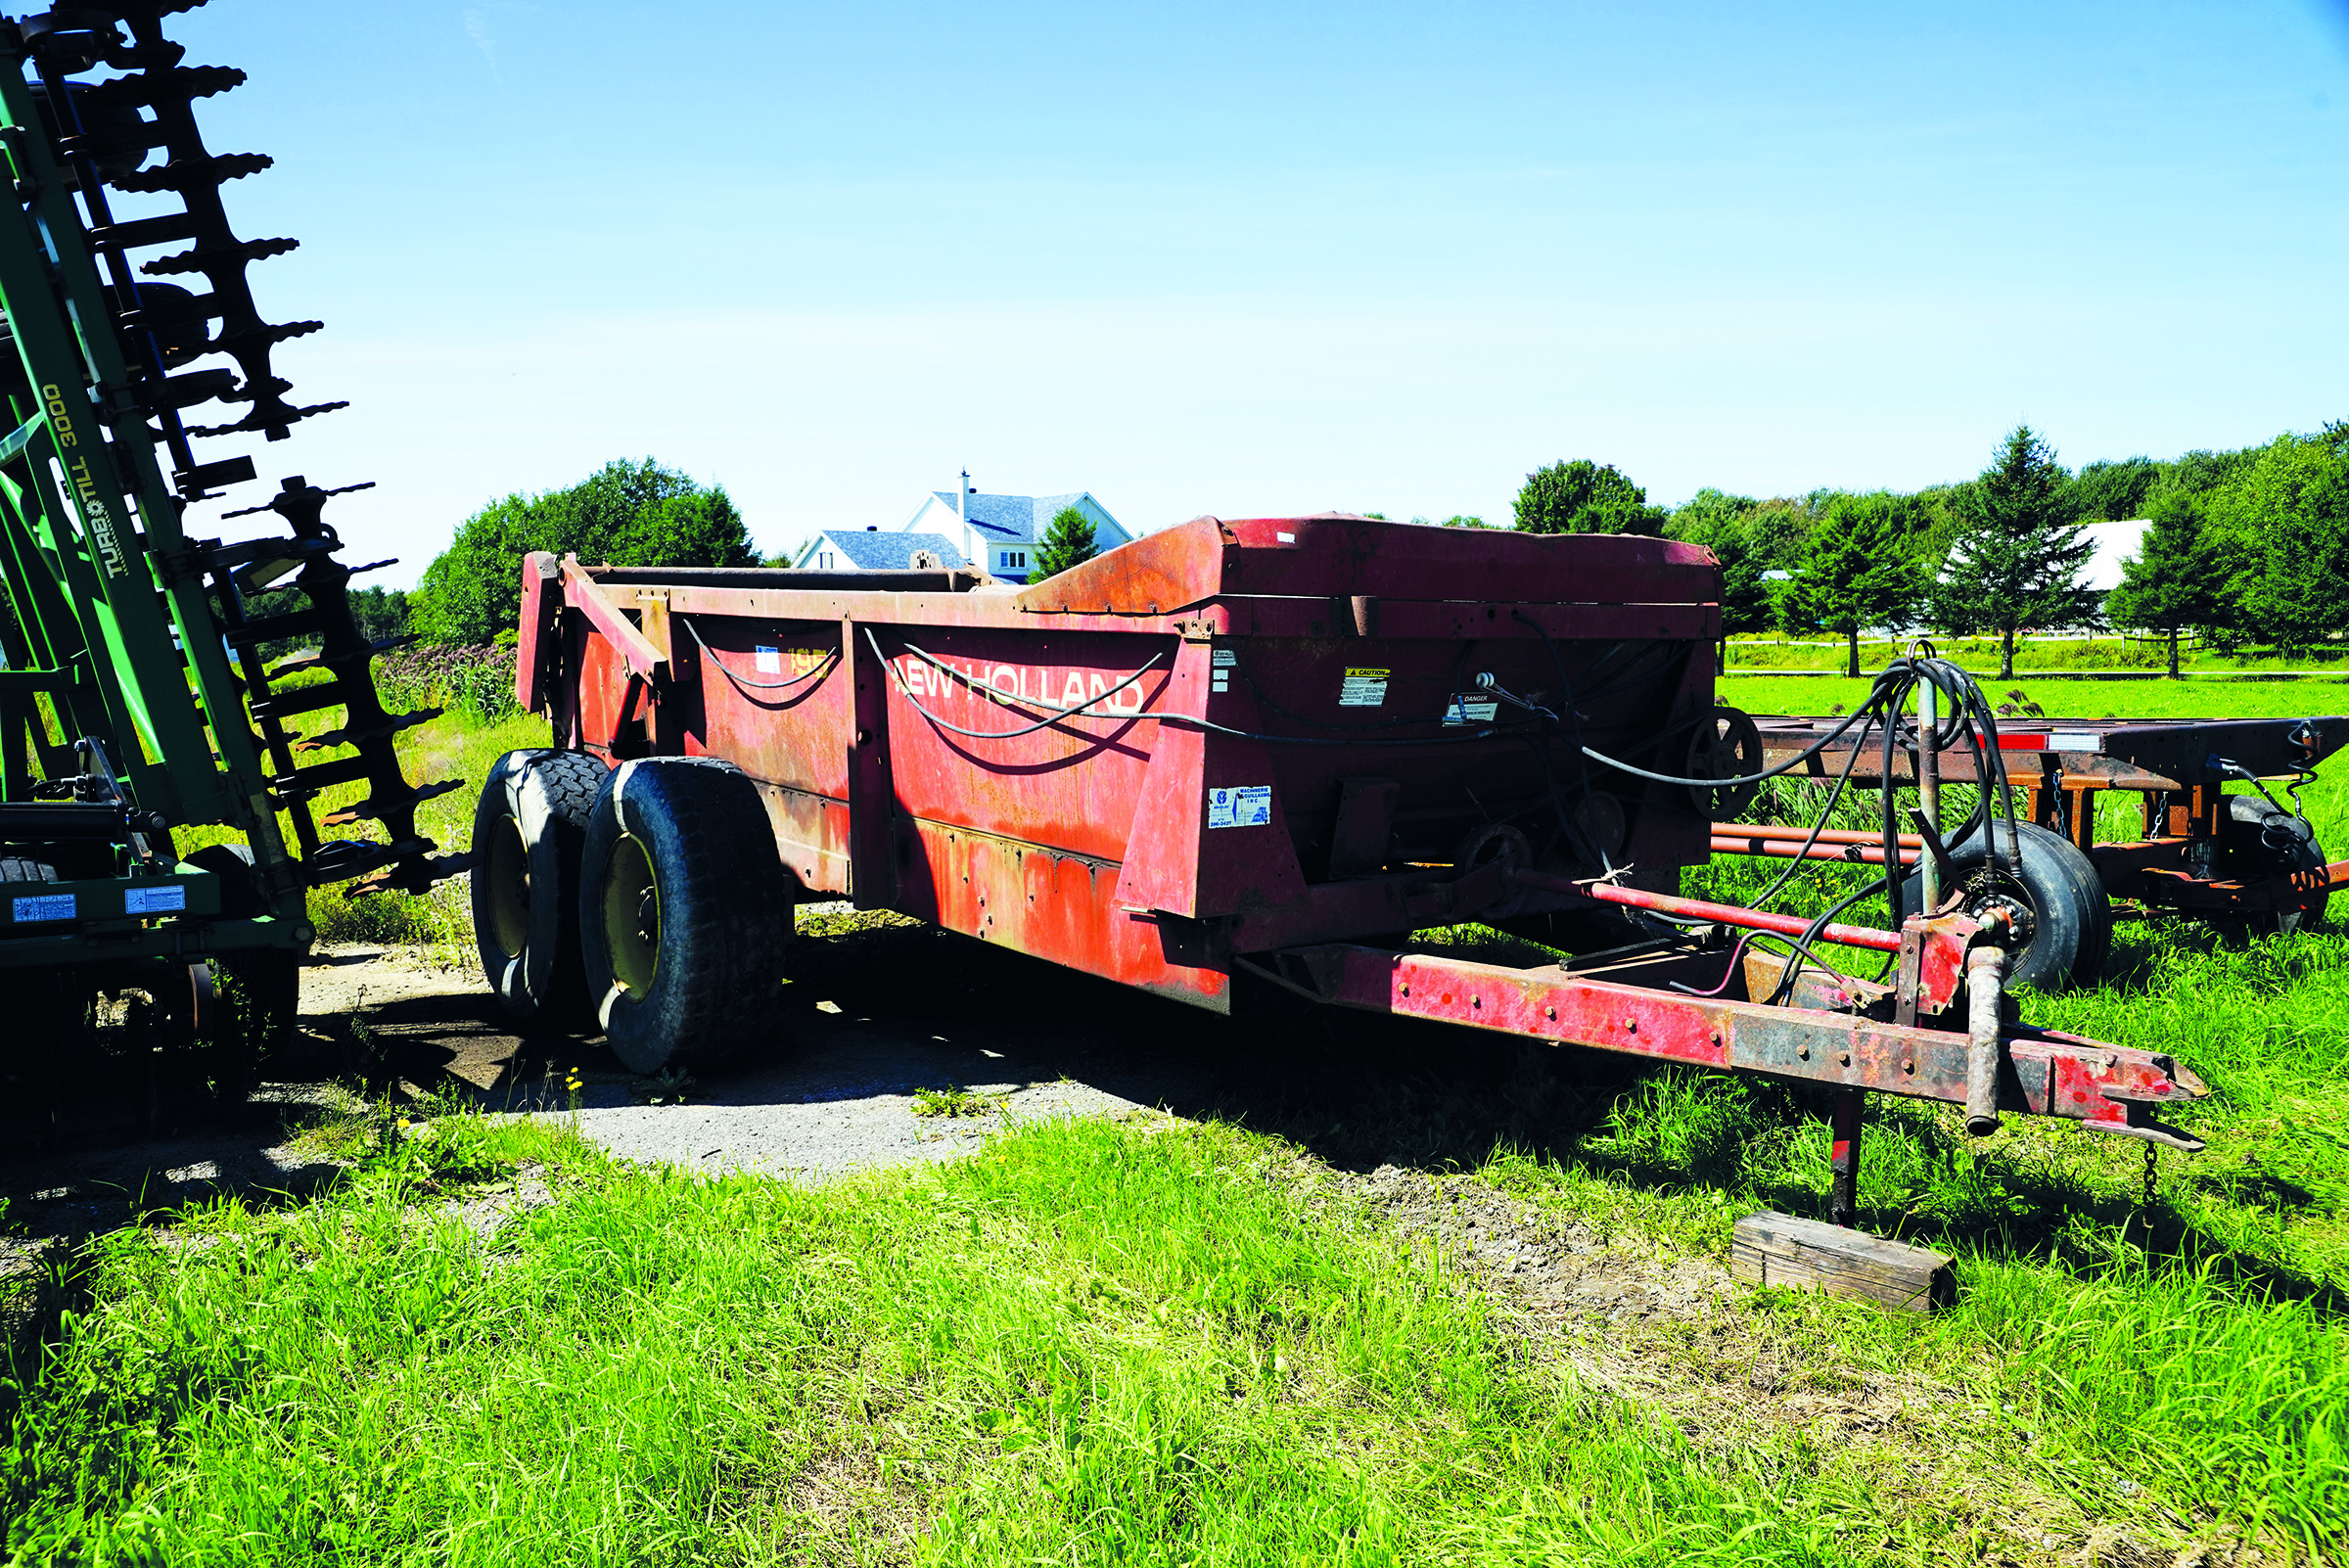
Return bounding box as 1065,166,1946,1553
372,643,521,724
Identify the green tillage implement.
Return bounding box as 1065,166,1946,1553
0,5,461,1121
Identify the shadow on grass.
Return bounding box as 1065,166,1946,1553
12,910,2335,1332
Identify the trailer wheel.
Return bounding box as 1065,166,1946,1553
577,757,794,1075
2221,796,2329,934
472,750,608,1029
1900,821,2109,991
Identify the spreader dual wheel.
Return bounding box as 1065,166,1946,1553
1902,820,2110,991
577,758,795,1075
471,750,609,1029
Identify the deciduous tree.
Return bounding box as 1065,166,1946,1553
1513,460,1666,536
1666,489,1773,635
2208,427,2349,657
412,459,753,645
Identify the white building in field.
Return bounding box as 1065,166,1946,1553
897,473,1129,584
2078,519,2152,594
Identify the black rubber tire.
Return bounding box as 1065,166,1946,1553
1901,820,2110,991
2221,795,2329,933
184,841,269,916
471,749,608,1030
0,855,59,885
576,757,794,1075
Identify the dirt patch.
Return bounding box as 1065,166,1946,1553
1309,1161,2263,1568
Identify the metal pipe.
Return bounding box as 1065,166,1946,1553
1918,678,1943,913
1508,866,1903,952
1965,945,2005,1135
1714,825,1926,849
1710,835,1918,866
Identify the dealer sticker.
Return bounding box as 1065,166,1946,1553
754,646,783,673
1445,697,1499,725
1207,784,1272,829
125,884,187,914
1339,668,1389,707
12,893,73,923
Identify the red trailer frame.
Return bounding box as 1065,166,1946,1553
1723,714,2349,926
509,516,2207,1219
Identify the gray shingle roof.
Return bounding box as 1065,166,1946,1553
931,491,1033,537
813,530,970,570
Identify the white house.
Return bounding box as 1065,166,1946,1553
791,528,970,573
897,474,1130,584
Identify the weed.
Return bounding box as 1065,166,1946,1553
911,1084,1003,1119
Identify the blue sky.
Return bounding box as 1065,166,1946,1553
155,2,2349,579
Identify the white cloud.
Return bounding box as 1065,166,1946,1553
462,9,497,73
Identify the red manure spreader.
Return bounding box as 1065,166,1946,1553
477,514,2207,1222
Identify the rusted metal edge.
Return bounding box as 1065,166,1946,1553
1267,943,2205,1137
560,554,666,683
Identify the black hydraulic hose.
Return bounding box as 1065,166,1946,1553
1738,707,1878,916
1579,683,1893,789
1223,642,1540,737
881,630,1549,749
683,618,838,693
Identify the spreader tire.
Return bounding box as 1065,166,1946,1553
472,749,608,1029
1901,820,2109,992
576,757,794,1076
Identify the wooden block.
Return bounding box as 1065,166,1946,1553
1730,1212,1955,1314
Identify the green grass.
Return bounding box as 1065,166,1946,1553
1725,631,2349,675
14,1111,2340,1566
1721,670,2349,720
9,682,2344,1562
176,702,551,957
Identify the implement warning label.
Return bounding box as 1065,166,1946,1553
1207,785,1272,829
1339,669,1390,707
12,893,73,923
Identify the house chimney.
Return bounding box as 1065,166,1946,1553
959,468,970,524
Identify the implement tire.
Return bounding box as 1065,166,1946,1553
2221,795,2329,934
1901,820,2109,991
577,757,793,1075
472,749,608,1030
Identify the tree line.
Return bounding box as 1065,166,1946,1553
364,425,2343,670
1507,423,2349,677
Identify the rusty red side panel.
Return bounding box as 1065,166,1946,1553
540,514,1724,1008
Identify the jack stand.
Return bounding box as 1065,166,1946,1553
1829,1087,1865,1227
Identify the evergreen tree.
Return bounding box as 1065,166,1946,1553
1031,504,1100,579
1928,426,2096,679
1781,492,1926,677
2104,491,2236,676
1513,459,1667,535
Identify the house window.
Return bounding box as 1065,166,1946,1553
1000,550,1028,572
818,551,835,569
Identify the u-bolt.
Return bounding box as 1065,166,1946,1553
1964,945,2006,1135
